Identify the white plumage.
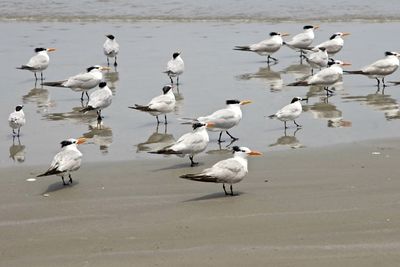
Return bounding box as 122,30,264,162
129,85,176,124
180,146,262,196
8,105,26,136
269,97,305,128
103,34,119,66
37,138,86,185
315,32,350,56
165,52,184,84
17,47,56,81
304,47,329,72
81,82,113,121
151,122,212,166
234,32,289,63
285,25,318,53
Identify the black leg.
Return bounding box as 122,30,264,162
267,55,271,64
114,56,118,67
189,155,198,167
218,131,224,143
107,57,110,66
68,174,73,184
156,116,160,124
86,91,90,100
97,110,102,121
230,184,234,196
17,128,21,137
12,129,16,135
294,120,301,128
284,121,287,129
169,76,174,84
376,77,380,87
382,77,386,88
81,92,84,101
62,176,67,186
177,76,180,85
223,184,228,195
41,72,44,81
164,114,168,124
226,131,238,141
311,69,314,75
270,56,278,62
34,73,38,81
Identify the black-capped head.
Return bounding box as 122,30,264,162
60,140,74,148
291,97,302,103
303,25,314,30
106,34,115,40
99,82,107,88
327,58,336,66
34,47,46,53
162,85,173,94
232,146,241,153
318,47,326,51
87,66,96,72
192,122,206,130
330,33,339,40
172,52,180,59
226,99,240,105
269,32,279,36
15,105,23,111
385,51,395,56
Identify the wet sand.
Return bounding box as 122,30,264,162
1,138,400,266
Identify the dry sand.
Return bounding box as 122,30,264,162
1,138,400,266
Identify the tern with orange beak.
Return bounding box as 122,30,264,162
181,99,252,143
344,51,400,88
150,122,214,166
17,47,56,81
314,32,350,56
42,65,111,100
288,59,351,95
284,25,319,57
180,146,262,196
37,138,86,185
234,32,290,64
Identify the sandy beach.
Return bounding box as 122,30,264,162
1,138,400,266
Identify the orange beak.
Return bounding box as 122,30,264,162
76,137,86,145
342,32,350,37
206,122,215,128
240,100,252,105
313,25,320,30
341,62,351,66
248,151,262,156
100,66,111,71
280,32,290,37
47,48,56,52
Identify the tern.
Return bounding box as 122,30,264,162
8,105,26,137
181,99,252,143
314,32,350,56
129,85,175,124
269,97,308,128
288,59,351,95
180,146,262,196
344,51,400,88
37,138,86,185
164,52,184,84
17,47,56,81
234,32,290,64
150,122,214,166
80,82,112,122
42,65,110,100
284,25,319,57
103,34,119,67
303,47,328,74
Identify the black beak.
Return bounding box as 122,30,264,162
301,98,309,103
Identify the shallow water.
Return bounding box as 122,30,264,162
2,0,400,22
1,21,400,167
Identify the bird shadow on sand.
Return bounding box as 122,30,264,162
183,191,244,202
152,162,206,172
41,181,79,195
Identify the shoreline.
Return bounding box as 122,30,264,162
1,136,400,266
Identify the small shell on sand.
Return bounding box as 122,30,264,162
26,178,36,182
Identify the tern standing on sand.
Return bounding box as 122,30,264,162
37,138,86,186
180,146,262,196
269,97,308,129
80,82,113,122
150,122,214,166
